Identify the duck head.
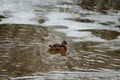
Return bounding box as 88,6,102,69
61,40,67,46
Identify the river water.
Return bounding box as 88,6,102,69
0,0,120,80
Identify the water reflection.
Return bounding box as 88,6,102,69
71,41,120,70
0,24,120,78
0,0,120,79
0,24,50,77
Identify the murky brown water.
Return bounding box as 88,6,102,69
0,24,50,77
0,0,120,80
0,24,120,80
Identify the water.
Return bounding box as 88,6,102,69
0,0,120,80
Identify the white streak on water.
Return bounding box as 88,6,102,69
10,71,120,80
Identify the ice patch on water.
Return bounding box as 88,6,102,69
77,8,120,24
42,11,120,42
54,28,106,42
46,12,80,20
0,11,39,24
0,0,39,25
83,14,119,23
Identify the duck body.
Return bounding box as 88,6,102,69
48,41,67,56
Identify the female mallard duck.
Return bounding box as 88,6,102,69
48,41,68,56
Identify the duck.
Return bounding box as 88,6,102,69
48,41,68,56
